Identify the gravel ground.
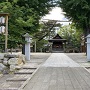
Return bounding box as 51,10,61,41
30,53,51,65
66,53,90,72
65,53,87,63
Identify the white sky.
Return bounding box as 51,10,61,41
41,7,71,25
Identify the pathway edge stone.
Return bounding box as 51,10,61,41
18,65,41,90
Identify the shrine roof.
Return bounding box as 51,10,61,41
48,34,66,42
53,34,63,39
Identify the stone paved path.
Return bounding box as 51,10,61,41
0,53,51,90
23,53,90,90
42,53,80,67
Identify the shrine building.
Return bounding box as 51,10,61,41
48,34,66,53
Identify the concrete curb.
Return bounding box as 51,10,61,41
77,62,90,75
18,65,41,90
83,66,90,74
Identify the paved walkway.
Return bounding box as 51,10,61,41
42,53,80,67
0,53,51,90
23,53,90,90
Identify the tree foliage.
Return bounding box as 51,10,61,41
32,20,62,52
59,0,90,35
58,24,83,50
35,39,48,52
0,0,56,49
34,20,61,41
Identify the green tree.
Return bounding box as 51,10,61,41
58,24,83,50
59,0,90,35
0,0,56,50
35,39,48,52
34,20,61,41
32,20,62,52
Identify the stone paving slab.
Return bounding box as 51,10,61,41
42,53,80,67
22,63,39,68
1,53,90,90
0,88,18,90
22,67,37,69
0,53,51,90
0,63,38,90
0,81,24,90
7,75,31,81
23,67,90,90
23,53,90,90
14,69,34,74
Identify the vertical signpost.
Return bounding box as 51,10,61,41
0,13,9,53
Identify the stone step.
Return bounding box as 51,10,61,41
0,81,23,90
7,78,27,81
22,63,38,69
0,88,18,90
14,69,34,74
22,67,37,69
14,72,33,74
6,74,31,81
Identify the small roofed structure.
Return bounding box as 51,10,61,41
48,34,66,53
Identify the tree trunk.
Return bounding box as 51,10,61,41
87,28,90,35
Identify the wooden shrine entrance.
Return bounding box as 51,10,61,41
48,34,66,52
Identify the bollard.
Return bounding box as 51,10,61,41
24,33,31,61
86,34,90,61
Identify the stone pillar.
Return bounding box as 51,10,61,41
24,33,31,61
86,34,90,61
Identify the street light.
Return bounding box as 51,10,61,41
0,13,9,52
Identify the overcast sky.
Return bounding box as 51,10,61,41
41,7,71,25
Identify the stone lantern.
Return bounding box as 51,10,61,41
86,34,90,61
24,33,31,61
